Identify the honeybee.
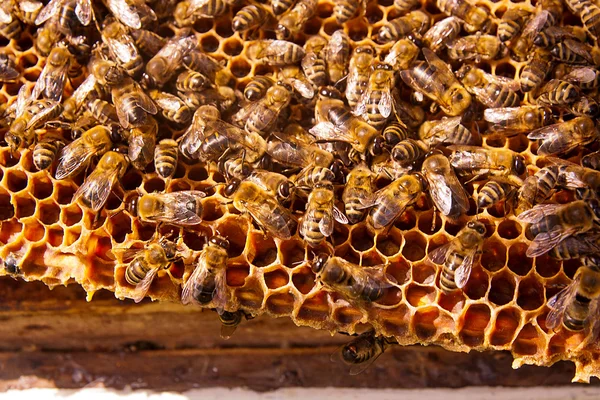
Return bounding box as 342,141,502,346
278,65,315,99
546,260,600,336
345,45,375,108
5,86,63,151
218,311,249,340
551,39,600,65
0,4,21,40
353,63,394,130
393,96,426,130
399,48,472,117
301,182,348,247
148,90,192,125
30,45,70,102
220,156,252,181
143,35,197,88
582,151,600,171
422,152,470,218
33,137,64,171
151,138,178,180
223,179,297,240
276,0,317,40
448,145,526,184
182,48,229,84
176,70,210,92
362,174,424,230
130,28,166,57
382,122,410,147
477,178,518,211
311,86,382,158
561,66,600,91
383,39,418,72
550,158,600,196
35,0,92,28
86,98,120,125
248,40,305,66
0,53,19,82
333,331,388,376
127,116,157,170
100,19,144,78
302,36,327,88
376,10,430,44
61,73,99,121
528,117,598,156
312,253,396,303
534,25,588,48
244,169,294,202
422,16,462,53
177,105,220,159
182,235,229,310
55,125,117,179
127,190,206,225
536,79,580,107
104,0,156,29
519,199,600,257
564,0,600,41
497,6,532,42
3,252,21,275
267,127,334,169
511,10,550,61
436,0,488,32
568,96,600,118
458,65,520,108
418,116,474,147
333,0,365,24
119,238,180,303
233,82,291,136
180,86,238,114
35,16,61,56
232,4,272,32
174,0,232,25
324,30,350,85
428,220,486,293
73,150,129,211
448,34,507,62
243,76,274,101
294,165,338,188
515,175,539,216
111,76,158,129
484,106,550,134
390,139,426,166
342,163,374,225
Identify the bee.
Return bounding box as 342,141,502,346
55,125,117,179
383,39,419,71
520,48,553,93
497,6,532,42
400,48,471,117
540,0,563,24
294,164,338,188
484,106,550,135
422,16,462,53
232,4,271,32
477,178,518,211
33,137,64,171
182,235,229,309
148,90,192,125
278,65,315,99
546,259,600,336
536,79,580,107
111,76,158,129
551,158,600,196
151,139,178,181
428,221,486,293
393,96,426,130
422,152,470,219
35,16,61,56
511,10,551,61
232,82,291,136
218,311,247,340
353,63,395,130
324,30,350,85
390,139,426,166
418,116,475,147
271,0,295,15
0,10,21,40
312,253,396,303
447,34,507,62
548,234,600,260
515,175,539,216
243,76,275,101
99,20,144,78
86,98,120,125
126,190,206,226
302,36,328,88
436,0,488,32
376,10,430,44
361,174,424,230
582,151,600,171
177,105,220,159
345,46,375,108
564,0,600,41
30,45,70,102
104,0,156,29
5,86,63,151
276,0,317,40
561,66,600,90
174,0,231,26
220,156,252,181
448,145,526,184
534,25,588,48
343,163,374,225
0,53,19,82
333,331,388,376
35,0,92,28
73,150,129,211
182,48,229,85
267,127,335,169
393,0,419,12
3,252,21,275
127,116,158,170
381,122,410,147
120,238,180,303
528,116,597,156
568,96,600,118
245,169,295,202
223,178,297,240
62,74,100,121
551,39,600,65
458,65,520,108
249,40,305,66
130,28,166,57
300,182,348,247
311,86,383,158
175,70,210,92
143,35,197,88
181,87,237,114
519,199,600,257
333,0,366,24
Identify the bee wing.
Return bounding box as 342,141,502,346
73,163,122,211
378,90,393,118
31,60,68,102
26,100,61,129
69,74,97,109
427,242,452,265
187,0,211,16
13,85,30,118
128,128,155,166
528,124,570,156
483,107,520,124
421,116,462,141
220,319,239,340
310,121,355,144
521,10,548,39
105,0,141,29
546,278,579,330
564,67,598,84
110,247,144,263
134,82,157,115
454,250,476,289
244,198,294,239
55,141,93,180
333,206,349,225
151,191,205,225
353,91,369,120
316,210,334,237
34,0,62,25
257,40,294,59
430,174,470,216
132,267,159,303
526,225,579,258
267,140,308,167
181,254,211,305
212,271,228,315
422,48,452,76
153,92,185,113
75,0,92,25
104,34,139,65
486,74,521,92
564,39,594,64
0,2,13,24
289,78,314,99
517,203,564,223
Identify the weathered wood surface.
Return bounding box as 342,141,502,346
0,277,596,391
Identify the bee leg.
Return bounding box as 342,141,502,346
431,208,438,232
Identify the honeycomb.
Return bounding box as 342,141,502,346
2,0,600,384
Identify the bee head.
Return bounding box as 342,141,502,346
467,220,486,236
4,253,20,275
160,239,180,261
125,193,140,217
513,155,526,176
278,181,294,200
311,253,329,274
276,24,291,40
371,136,384,156
319,86,342,100
224,178,241,197
210,235,230,250
583,255,600,270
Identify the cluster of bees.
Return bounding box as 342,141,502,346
4,0,600,373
